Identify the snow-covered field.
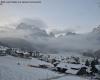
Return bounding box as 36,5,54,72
0,56,89,80
52,75,88,80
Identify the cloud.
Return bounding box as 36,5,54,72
0,16,20,26
50,28,75,34
0,18,100,54
16,18,47,30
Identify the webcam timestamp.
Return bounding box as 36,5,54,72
0,0,42,5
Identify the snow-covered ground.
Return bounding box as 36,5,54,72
44,52,82,58
0,56,90,80
52,75,89,80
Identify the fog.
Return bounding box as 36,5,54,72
0,18,100,53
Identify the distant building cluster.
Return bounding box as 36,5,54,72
0,45,100,79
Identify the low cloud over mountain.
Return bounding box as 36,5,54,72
16,18,47,30
0,18,100,53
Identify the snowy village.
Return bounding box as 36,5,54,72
1,0,100,80
0,45,100,80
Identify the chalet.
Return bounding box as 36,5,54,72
23,52,30,58
39,54,52,62
31,51,41,58
16,50,30,58
96,65,100,74
93,65,100,79
67,57,80,64
56,62,88,75
15,50,24,57
56,63,68,73
0,46,8,56
6,48,21,56
0,48,6,56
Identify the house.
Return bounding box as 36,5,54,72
66,63,88,75
95,65,100,74
0,48,6,56
15,50,30,58
23,52,30,58
31,51,40,58
56,62,88,75
6,48,20,56
56,63,68,73
67,57,80,64
6,48,12,55
0,46,8,56
15,50,24,57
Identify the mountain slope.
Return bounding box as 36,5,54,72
0,37,35,51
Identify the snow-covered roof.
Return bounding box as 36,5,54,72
57,63,84,69
0,48,5,51
57,63,67,69
27,57,54,68
0,46,8,51
16,50,24,53
66,63,84,69
66,69,79,74
95,65,100,71
23,52,30,55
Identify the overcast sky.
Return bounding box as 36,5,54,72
0,0,100,33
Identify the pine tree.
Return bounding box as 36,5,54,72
85,59,89,66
